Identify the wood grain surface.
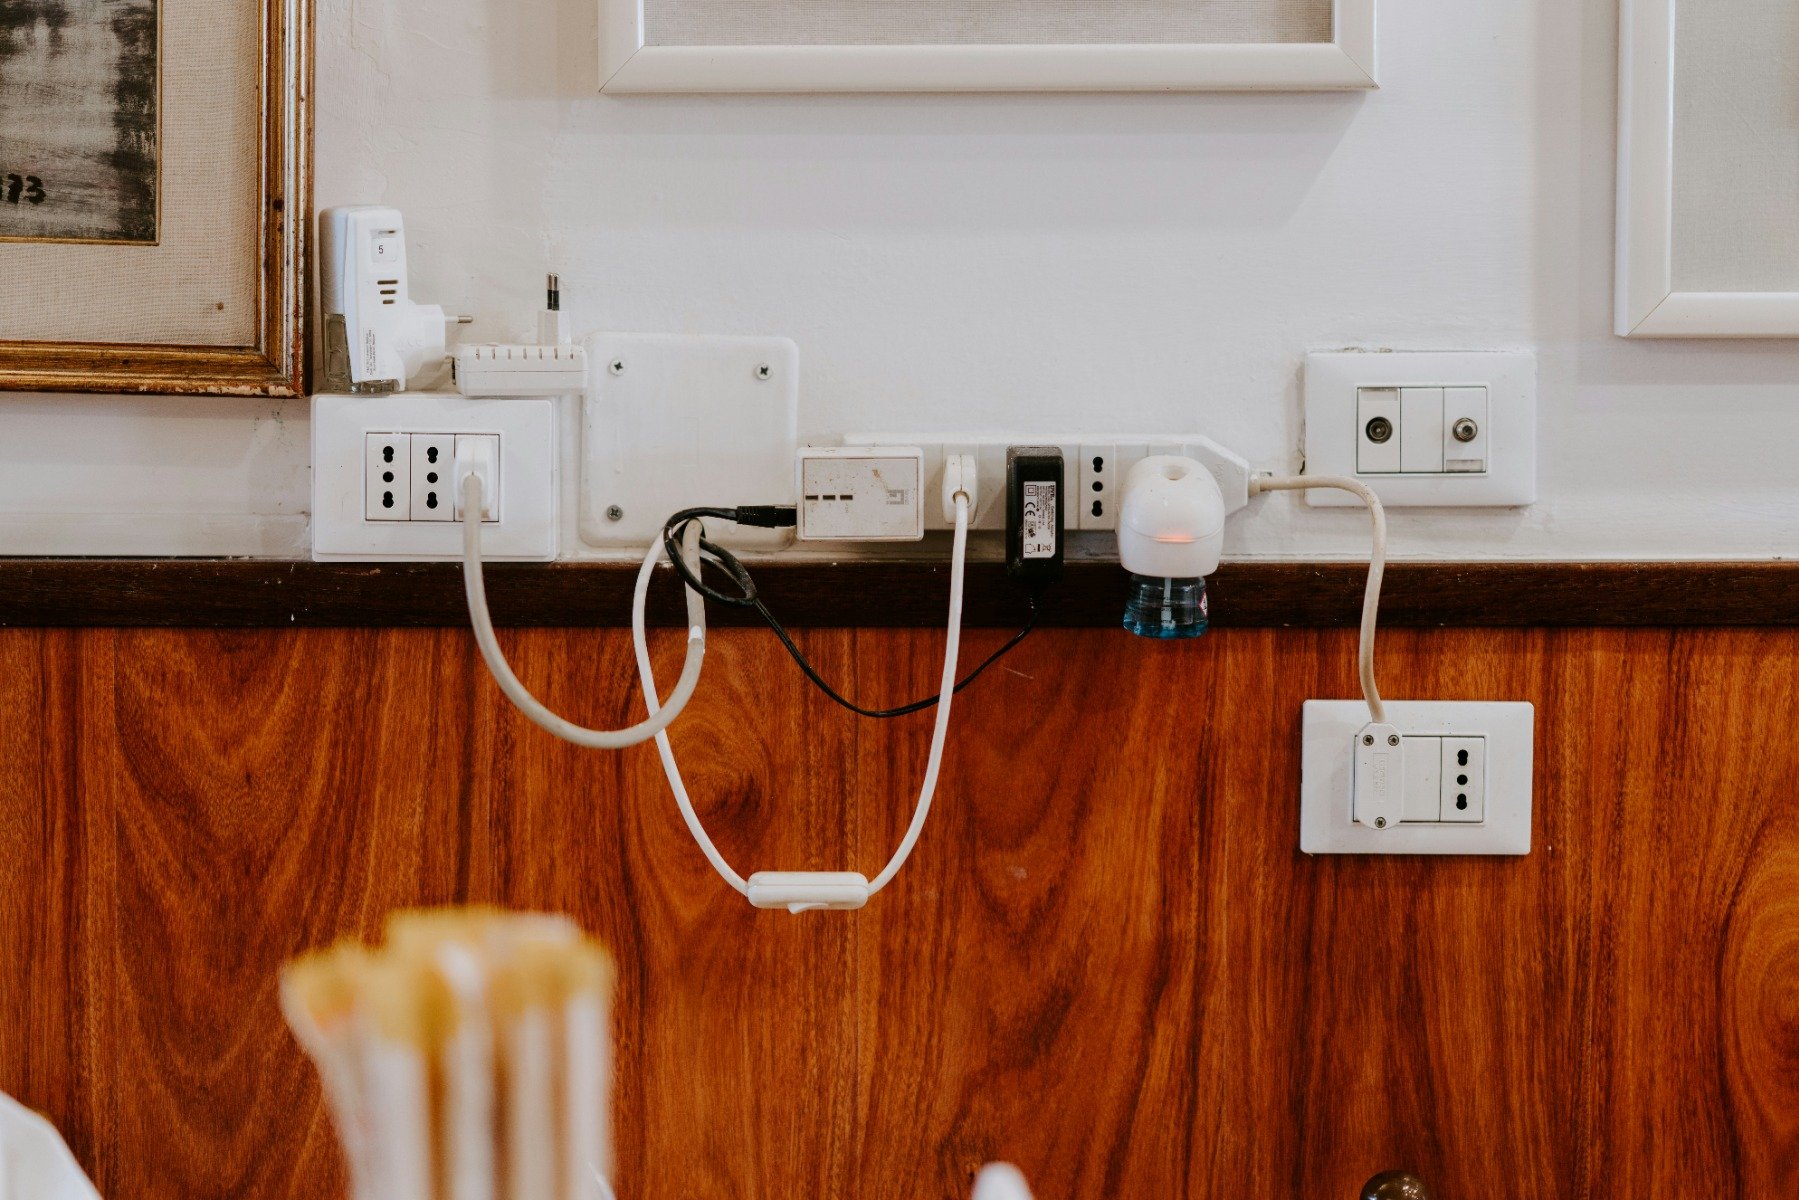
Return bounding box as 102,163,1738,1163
1,626,1795,1199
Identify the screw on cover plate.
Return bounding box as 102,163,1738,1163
606,505,624,522
1453,417,1479,443
755,363,771,380
1362,734,1375,746
1388,733,1401,747
1374,817,1388,828
609,359,625,375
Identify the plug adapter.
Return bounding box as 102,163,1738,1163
1006,446,1064,587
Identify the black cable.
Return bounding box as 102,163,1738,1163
660,506,1044,719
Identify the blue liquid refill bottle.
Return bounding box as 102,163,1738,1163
1123,574,1209,639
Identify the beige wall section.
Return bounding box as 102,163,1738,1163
1672,0,1799,293
645,0,1333,48
0,0,260,345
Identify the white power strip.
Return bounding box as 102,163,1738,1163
454,343,587,397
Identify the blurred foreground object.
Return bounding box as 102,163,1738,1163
282,909,615,1200
0,1092,103,1200
971,1163,1033,1200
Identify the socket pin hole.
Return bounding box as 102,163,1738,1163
382,471,394,484
1457,774,1468,786
427,447,439,464
1458,749,1469,766
1092,456,1104,471
382,492,395,509
1456,795,1468,809
1091,481,1103,493
427,472,438,484
426,493,438,510
1092,500,1103,517
383,446,395,463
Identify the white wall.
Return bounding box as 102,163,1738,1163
2,0,1795,561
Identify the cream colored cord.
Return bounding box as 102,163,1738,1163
1248,474,1387,725
461,473,707,749
632,493,972,902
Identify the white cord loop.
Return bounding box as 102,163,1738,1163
635,493,973,908
462,473,707,749
1248,474,1387,725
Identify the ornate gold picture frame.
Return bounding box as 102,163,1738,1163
0,0,311,395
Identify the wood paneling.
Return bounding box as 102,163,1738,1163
1,626,1796,1198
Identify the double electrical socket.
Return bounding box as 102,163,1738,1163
364,432,498,523
842,435,1252,533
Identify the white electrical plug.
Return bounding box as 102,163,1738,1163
1352,722,1406,831
942,453,978,522
452,434,501,522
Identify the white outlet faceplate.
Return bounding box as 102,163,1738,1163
841,435,1250,533
1300,700,1535,855
313,393,556,561
579,332,798,552
1303,352,1537,507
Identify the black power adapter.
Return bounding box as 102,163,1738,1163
1005,446,1065,588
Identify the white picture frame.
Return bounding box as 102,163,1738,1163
1616,0,1799,337
598,0,1377,94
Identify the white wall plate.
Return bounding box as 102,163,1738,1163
1302,351,1537,507
1300,700,1535,855
312,393,556,562
579,333,798,551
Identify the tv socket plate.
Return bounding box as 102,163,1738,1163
1302,351,1537,507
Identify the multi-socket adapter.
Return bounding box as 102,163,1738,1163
841,435,1251,533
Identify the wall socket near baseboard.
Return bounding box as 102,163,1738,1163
1299,700,1535,855
313,393,556,561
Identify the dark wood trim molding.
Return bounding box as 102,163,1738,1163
0,560,1793,628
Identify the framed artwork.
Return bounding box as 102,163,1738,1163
1617,0,1799,337
0,0,311,395
598,0,1377,94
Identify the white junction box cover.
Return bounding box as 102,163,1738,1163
1300,700,1535,855
579,332,799,551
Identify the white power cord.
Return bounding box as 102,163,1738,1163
461,472,707,749
633,490,973,909
1248,473,1387,725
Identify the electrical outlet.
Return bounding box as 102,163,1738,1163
314,393,555,561
796,446,925,541
1300,700,1533,855
844,435,1249,533
1077,444,1114,530
409,433,456,522
365,433,411,520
